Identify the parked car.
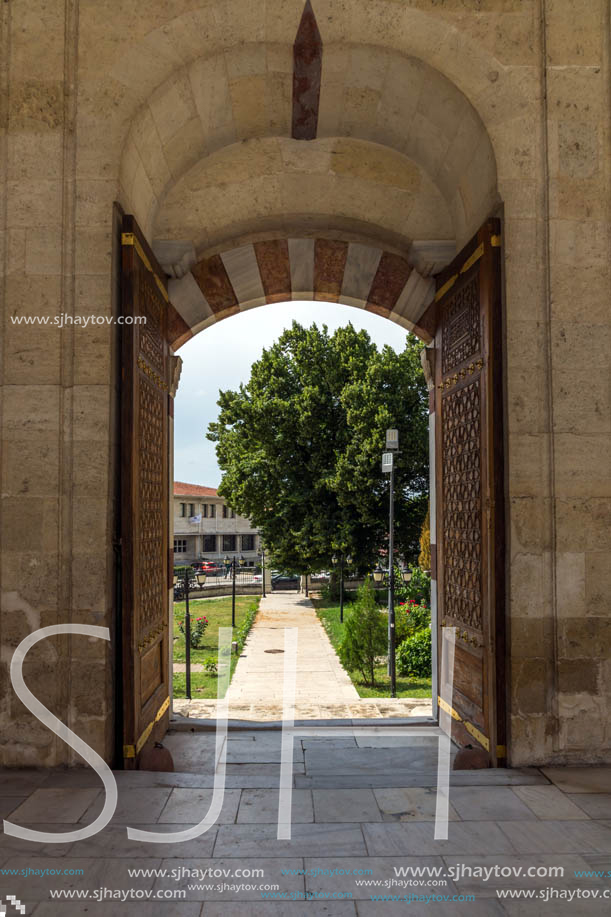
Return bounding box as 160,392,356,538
192,561,225,577
310,571,329,581
271,573,300,591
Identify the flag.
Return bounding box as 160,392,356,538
189,514,202,523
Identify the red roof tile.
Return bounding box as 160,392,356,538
174,481,219,498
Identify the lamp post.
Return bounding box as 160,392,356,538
382,427,399,696
371,562,411,699
332,551,352,623
259,544,266,598
174,569,206,700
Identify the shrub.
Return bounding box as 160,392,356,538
394,564,431,606
178,615,208,648
203,657,218,675
396,627,432,678
338,577,387,686
235,600,259,654
396,600,431,643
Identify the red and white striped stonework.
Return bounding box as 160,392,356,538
166,237,454,350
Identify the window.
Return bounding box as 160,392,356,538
231,509,236,519
222,504,228,519
203,534,216,553
222,534,236,552
189,503,195,517
202,504,208,518
174,538,187,553
180,503,186,517
241,534,255,551
210,504,216,518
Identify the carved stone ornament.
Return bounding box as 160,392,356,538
169,354,183,398
420,346,435,391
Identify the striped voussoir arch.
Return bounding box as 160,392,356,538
166,237,453,350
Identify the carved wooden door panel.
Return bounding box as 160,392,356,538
434,218,506,766
120,214,171,768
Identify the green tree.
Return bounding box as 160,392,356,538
338,577,388,686
207,321,428,573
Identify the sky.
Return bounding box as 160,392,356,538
174,301,412,488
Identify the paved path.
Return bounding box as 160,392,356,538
225,592,359,707
173,591,433,719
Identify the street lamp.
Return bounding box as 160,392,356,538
175,568,206,699
259,544,266,598
382,427,399,698
401,568,413,585
332,551,352,623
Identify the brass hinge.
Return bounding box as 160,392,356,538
123,744,136,758
491,234,501,247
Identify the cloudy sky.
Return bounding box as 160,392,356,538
174,301,412,488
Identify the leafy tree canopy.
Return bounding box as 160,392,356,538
207,321,428,574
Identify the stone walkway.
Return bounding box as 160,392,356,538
174,592,432,721
2,731,611,914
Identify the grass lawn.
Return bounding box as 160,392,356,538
173,595,259,699
312,595,432,699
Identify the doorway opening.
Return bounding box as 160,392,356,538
169,299,436,730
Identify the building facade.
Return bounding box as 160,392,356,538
173,482,260,564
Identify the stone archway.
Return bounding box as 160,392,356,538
112,0,510,768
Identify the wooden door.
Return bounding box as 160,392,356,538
434,218,506,766
120,214,171,768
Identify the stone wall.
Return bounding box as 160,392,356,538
0,0,609,767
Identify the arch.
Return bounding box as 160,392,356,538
120,42,498,244
166,232,454,350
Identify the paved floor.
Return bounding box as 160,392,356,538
2,730,611,914
174,592,432,721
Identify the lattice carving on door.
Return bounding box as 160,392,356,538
137,372,165,641
139,269,165,378
442,378,482,631
442,274,480,375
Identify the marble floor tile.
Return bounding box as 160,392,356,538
449,787,534,821
541,768,611,794
81,787,173,824
162,734,223,773
498,819,611,854
512,785,590,820
67,822,217,859
363,820,516,856
355,901,504,916
313,789,382,823
566,794,611,818
0,797,27,818
33,904,203,916
374,787,460,822
304,747,440,776
237,788,313,823
225,763,305,776
158,788,241,824
213,823,366,857
0,855,161,899
498,902,610,916
7,788,101,824
444,854,607,896
152,856,304,900
201,905,356,916
304,855,456,898
0,769,48,796
0,823,75,858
